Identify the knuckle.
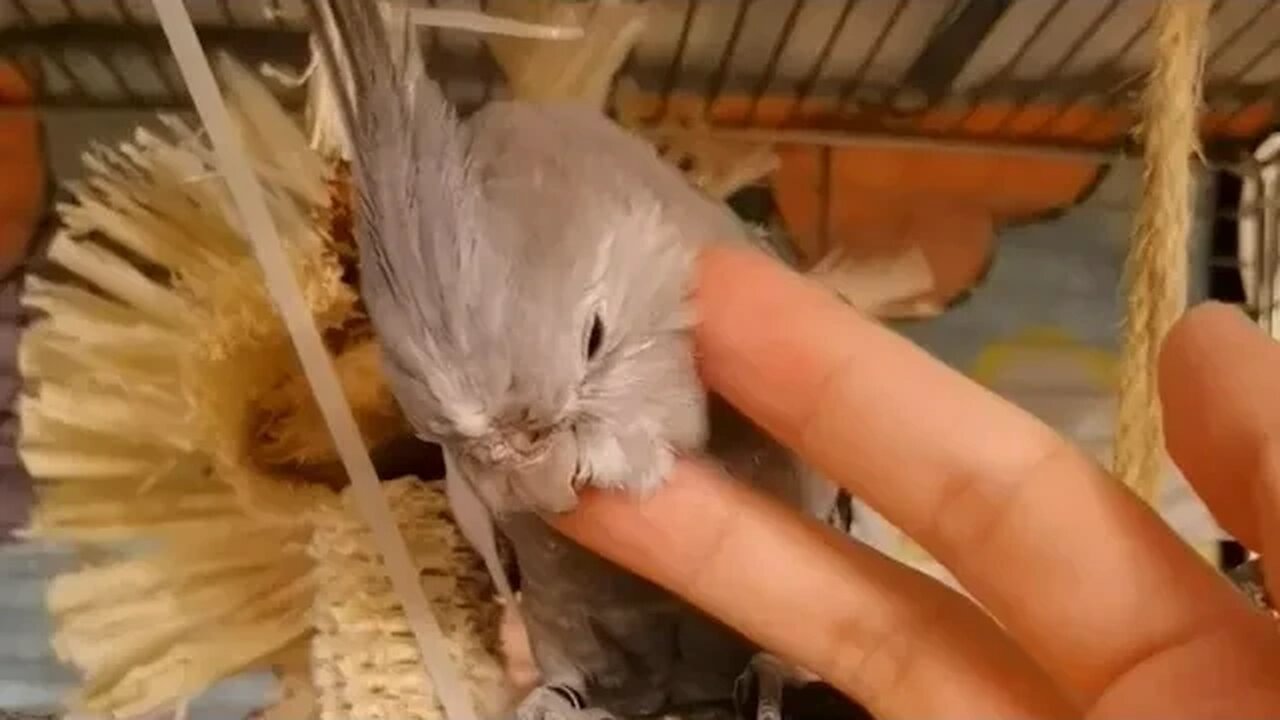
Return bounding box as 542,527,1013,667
820,604,941,712
797,349,860,457
918,439,1072,570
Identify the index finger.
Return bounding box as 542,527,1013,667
693,245,1265,705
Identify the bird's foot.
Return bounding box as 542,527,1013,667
511,684,622,720
733,654,876,720
733,655,787,720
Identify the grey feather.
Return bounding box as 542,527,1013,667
313,2,837,716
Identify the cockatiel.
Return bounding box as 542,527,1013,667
311,1,838,718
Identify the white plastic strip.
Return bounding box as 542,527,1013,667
151,5,478,720
396,5,585,40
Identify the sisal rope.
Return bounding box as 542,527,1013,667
1114,0,1210,503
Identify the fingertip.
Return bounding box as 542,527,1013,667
697,243,790,286
1157,300,1276,437
551,458,742,591
693,244,811,339
1159,301,1260,387
1158,303,1234,445
691,242,869,447
1158,301,1279,550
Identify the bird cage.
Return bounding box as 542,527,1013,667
1,1,1279,719
4,1,1280,290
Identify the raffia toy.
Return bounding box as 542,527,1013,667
17,52,508,720
310,477,510,720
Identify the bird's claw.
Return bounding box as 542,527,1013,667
734,655,786,720
733,653,877,720
511,684,622,720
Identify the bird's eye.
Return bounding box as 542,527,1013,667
585,313,605,360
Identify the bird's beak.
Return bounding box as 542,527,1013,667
510,429,579,514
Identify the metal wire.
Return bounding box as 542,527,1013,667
781,0,858,125
1253,157,1277,335
1023,7,1156,140
1230,25,1280,84
475,0,493,104
67,0,133,104
1250,149,1280,336
118,0,180,102
835,0,908,112
1215,27,1280,131
701,0,754,119
647,0,696,122
933,0,1070,135
10,0,88,103
984,0,1124,137
742,0,802,127
889,0,974,112
1206,1,1274,70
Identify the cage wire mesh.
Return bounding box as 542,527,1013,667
1,0,1278,156
1239,132,1280,334
7,0,1276,293
0,0,1279,716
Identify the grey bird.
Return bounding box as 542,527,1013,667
311,2,839,718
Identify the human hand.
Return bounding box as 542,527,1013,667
550,245,1280,719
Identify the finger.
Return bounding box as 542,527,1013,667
553,458,1074,720
1159,301,1280,600
692,245,1262,704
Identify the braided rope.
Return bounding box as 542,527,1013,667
1114,0,1210,502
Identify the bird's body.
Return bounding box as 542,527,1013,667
313,2,837,716
465,101,836,717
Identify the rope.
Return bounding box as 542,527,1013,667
1114,0,1210,502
